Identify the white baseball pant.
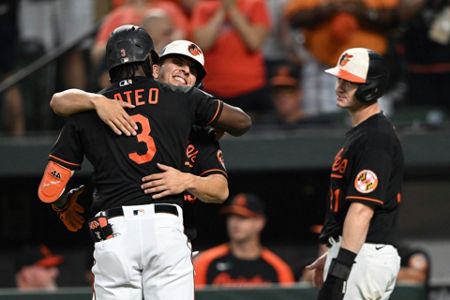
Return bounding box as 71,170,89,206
92,203,193,300
324,237,401,300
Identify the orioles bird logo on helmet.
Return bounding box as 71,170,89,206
188,43,202,56
339,53,353,67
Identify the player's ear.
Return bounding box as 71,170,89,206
152,64,160,79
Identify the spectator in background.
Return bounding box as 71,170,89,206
258,66,304,129
194,193,295,287
258,66,340,130
263,0,302,80
19,0,94,90
0,0,25,136
191,0,272,117
92,0,188,88
15,244,63,291
397,244,431,286
93,0,188,65
142,9,177,53
400,0,450,116
176,0,200,21
284,0,401,116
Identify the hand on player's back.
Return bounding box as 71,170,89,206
141,163,193,199
94,97,138,136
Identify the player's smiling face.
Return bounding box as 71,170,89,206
335,78,361,110
154,56,197,87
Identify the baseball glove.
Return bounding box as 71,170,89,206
52,185,85,232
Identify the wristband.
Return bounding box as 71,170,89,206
328,248,357,280
336,248,357,267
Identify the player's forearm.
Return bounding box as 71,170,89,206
340,202,374,253
50,89,99,117
215,103,252,136
186,174,228,203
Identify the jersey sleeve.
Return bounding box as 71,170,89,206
190,129,228,179
48,118,84,170
345,146,392,207
189,88,223,126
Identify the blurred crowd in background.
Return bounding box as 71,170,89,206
0,0,446,296
0,0,449,136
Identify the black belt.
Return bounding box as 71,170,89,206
103,204,178,219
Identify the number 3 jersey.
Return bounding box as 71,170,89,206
48,77,223,214
319,113,404,245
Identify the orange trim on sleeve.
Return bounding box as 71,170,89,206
38,161,74,203
207,100,223,125
260,248,295,285
346,196,383,205
199,169,228,179
49,155,81,167
194,244,230,287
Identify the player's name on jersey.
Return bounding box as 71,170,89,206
113,88,159,106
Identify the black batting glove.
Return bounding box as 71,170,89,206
318,248,357,300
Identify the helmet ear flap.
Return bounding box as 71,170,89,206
355,76,386,103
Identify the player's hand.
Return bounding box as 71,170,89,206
52,185,85,232
141,163,192,199
305,251,328,287
94,97,137,136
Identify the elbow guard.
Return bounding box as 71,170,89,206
38,161,74,203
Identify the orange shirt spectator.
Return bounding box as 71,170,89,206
96,5,145,48
285,0,400,67
93,0,188,67
191,0,271,100
96,1,188,47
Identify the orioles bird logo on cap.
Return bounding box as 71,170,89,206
188,44,202,56
339,53,353,67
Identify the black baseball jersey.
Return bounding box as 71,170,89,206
48,77,223,214
319,113,404,245
184,125,228,200
182,126,228,236
194,244,294,286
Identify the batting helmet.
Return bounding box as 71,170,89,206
159,40,206,84
325,48,389,103
106,25,159,76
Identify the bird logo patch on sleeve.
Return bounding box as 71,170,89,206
354,170,378,193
